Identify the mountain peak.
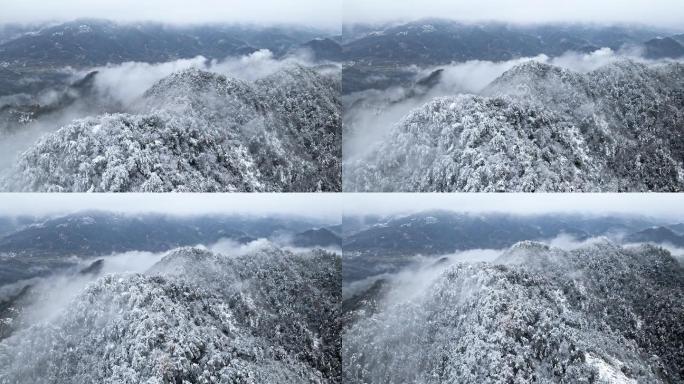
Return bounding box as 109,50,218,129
144,67,251,100
491,60,580,87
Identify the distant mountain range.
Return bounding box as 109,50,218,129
293,228,342,248
0,211,337,285
341,210,680,281
626,226,684,246
343,20,680,64
340,19,684,93
301,38,344,61
0,19,332,68
3,19,682,96
644,36,684,58
0,19,340,99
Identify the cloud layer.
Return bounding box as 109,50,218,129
0,0,341,29
344,0,684,29
91,49,317,106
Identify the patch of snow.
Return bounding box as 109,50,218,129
585,354,636,384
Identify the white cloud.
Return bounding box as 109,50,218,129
90,49,316,105
207,237,341,257
0,193,343,219
336,193,684,219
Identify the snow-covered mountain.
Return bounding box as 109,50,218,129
344,59,684,192
1,65,341,192
0,246,342,383
343,240,684,383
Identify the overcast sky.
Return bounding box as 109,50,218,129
1,194,682,221
0,194,342,219
1,1,680,30
0,0,341,29
340,193,684,220
344,0,684,29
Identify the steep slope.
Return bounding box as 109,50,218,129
344,60,684,192
0,70,108,135
488,60,684,191
345,94,598,192
1,65,341,192
255,66,342,191
343,241,684,383
0,247,342,383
